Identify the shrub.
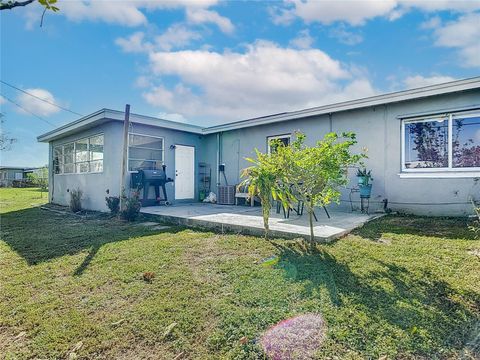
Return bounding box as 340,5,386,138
105,196,120,215
120,191,141,221
469,201,480,238
69,188,83,213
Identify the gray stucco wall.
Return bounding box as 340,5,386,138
210,89,480,216
47,89,479,215
50,120,207,211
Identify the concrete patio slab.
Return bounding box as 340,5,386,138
140,203,383,242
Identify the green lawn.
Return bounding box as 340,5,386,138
1,188,479,359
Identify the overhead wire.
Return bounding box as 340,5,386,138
0,93,57,127
0,80,83,116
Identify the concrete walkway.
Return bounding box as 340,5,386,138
140,203,383,242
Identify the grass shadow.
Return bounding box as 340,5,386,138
1,206,186,275
353,214,477,241
272,241,480,358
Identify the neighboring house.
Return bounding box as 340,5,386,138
38,77,480,215
0,166,30,187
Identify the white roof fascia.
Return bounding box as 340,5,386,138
38,109,204,142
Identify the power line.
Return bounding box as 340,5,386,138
1,93,56,127
0,80,84,117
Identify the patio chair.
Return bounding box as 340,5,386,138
276,199,330,220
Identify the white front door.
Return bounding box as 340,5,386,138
174,145,195,200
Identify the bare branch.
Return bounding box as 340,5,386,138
0,0,35,11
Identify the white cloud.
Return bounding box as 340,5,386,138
420,16,441,30
289,29,314,49
403,75,456,89
116,24,202,54
272,0,480,26
329,25,363,45
142,41,376,123
186,8,235,34
16,88,60,117
427,12,480,68
0,95,5,105
115,32,151,53
158,112,188,123
283,0,398,26
155,24,202,51
59,1,148,27
24,0,230,29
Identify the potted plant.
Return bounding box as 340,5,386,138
356,168,373,197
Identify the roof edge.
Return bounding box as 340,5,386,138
202,76,480,134
37,108,204,142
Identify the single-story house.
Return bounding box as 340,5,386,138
0,166,44,187
38,77,480,216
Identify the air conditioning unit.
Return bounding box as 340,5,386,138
217,185,235,205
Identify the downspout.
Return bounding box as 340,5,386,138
216,132,221,188
49,142,54,203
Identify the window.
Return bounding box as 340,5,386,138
53,134,104,174
267,134,291,154
89,134,104,172
453,115,480,168
128,133,164,171
75,138,89,173
64,143,75,173
402,112,480,171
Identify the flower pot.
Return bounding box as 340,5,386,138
357,176,367,185
359,184,372,198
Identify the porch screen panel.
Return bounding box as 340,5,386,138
75,138,89,173
89,134,104,172
128,134,164,171
63,143,75,173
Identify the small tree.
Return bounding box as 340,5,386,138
241,148,292,238
27,167,48,197
278,132,365,243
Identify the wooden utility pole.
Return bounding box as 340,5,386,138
119,104,130,210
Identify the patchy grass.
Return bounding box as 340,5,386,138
1,188,479,359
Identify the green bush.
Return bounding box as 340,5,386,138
120,191,141,221
69,188,83,213
469,201,480,238
105,196,120,215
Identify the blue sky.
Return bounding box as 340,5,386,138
1,0,479,167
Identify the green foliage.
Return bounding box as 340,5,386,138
120,191,141,221
356,167,373,185
26,167,48,192
241,146,293,238
37,0,59,12
276,132,365,242
69,188,83,213
468,201,480,238
105,196,120,215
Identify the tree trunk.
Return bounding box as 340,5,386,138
308,199,314,244
261,196,270,239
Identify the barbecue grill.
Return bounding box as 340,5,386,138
130,165,173,206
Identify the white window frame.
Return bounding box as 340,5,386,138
267,134,291,154
401,111,480,176
127,132,165,173
53,133,104,175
